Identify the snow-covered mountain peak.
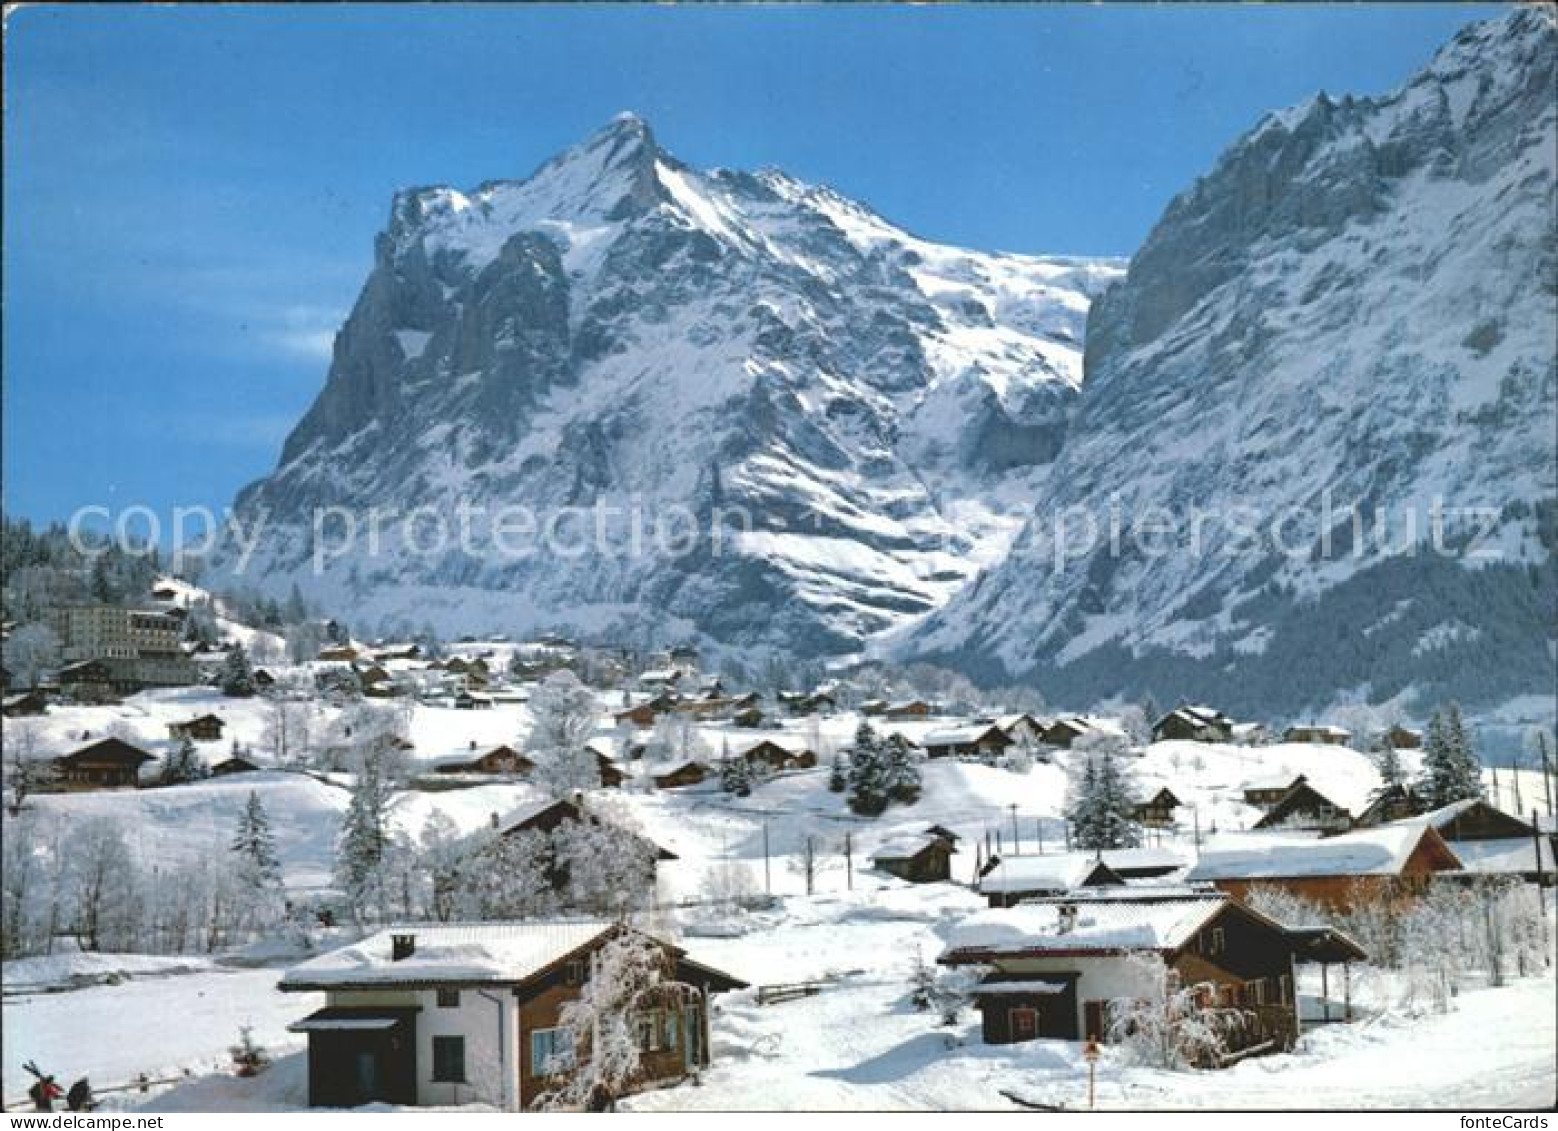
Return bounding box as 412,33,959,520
224,116,1123,654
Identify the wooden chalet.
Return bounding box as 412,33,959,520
594,751,627,788
1132,788,1183,829
976,853,1125,907
1242,774,1307,810
1186,823,1464,911
1383,724,1422,750
871,828,956,884
1252,779,1353,833
51,737,156,791
211,755,261,777
279,922,745,1110
2,690,49,717
652,761,713,790
433,744,536,777
1417,799,1554,885
996,714,1046,745
738,740,814,773
1354,783,1425,828
1283,724,1352,747
1152,705,1235,744
883,700,931,719
317,645,361,663
922,724,1010,759
167,713,226,743
453,691,494,710
939,891,1332,1058
613,702,659,729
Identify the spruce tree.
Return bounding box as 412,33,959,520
846,721,890,816
1419,705,1484,808
1374,736,1407,792
1443,703,1484,802
231,789,281,886
1069,750,1141,851
219,644,258,697
160,735,209,785
336,757,393,921
828,753,848,794
884,733,922,805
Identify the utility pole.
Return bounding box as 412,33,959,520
1532,809,1550,967
1193,806,1202,849
762,820,771,896
1009,804,1020,854
1035,818,1044,855
844,832,853,891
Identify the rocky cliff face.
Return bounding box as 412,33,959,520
904,8,1558,714
221,114,1122,652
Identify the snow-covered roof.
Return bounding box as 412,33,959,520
1185,823,1458,881
872,833,944,861
279,921,614,989
978,853,1116,894
1444,837,1554,876
943,896,1228,957
923,724,1002,746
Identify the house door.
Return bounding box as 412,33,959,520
1009,1006,1038,1041
1084,1001,1105,1041
354,1049,383,1103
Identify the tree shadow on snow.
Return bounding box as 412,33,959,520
810,1032,1072,1086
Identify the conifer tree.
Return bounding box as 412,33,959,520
1068,749,1141,851
846,721,890,816
336,756,393,922
1419,705,1484,809
884,733,922,805
160,735,209,785
828,753,848,794
219,644,258,697
231,789,281,886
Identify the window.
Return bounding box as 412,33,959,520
432,1036,466,1083
437,989,461,1009
530,1027,575,1076
565,960,585,986
1208,927,1226,956
1279,974,1292,1004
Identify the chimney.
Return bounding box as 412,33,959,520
391,933,416,961
1057,904,1078,935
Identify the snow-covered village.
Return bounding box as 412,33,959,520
4,3,1557,1120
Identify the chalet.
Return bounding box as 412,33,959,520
373,643,424,662
56,659,129,702
1252,779,1353,834
734,740,813,774
922,724,1010,760
1383,724,1422,750
666,697,732,719
777,690,835,716
1152,705,1234,744
52,738,156,791
614,702,660,729
652,761,713,790
1040,716,1123,750
433,745,536,777
1132,788,1183,829
1242,774,1307,810
996,714,1046,745
1185,823,1464,911
1354,782,1425,828
1284,724,1353,747
279,922,745,1110
317,645,361,663
2,690,49,717
252,668,276,691
1229,722,1269,746
488,797,676,892
453,691,494,710
871,829,956,884
938,891,1337,1057
976,853,1125,908
637,668,681,690
1417,799,1554,885
211,755,261,777
860,699,888,717
167,714,226,743
1101,847,1187,880
883,700,931,720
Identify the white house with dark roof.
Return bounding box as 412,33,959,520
279,921,744,1110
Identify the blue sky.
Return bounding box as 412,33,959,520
4,3,1496,528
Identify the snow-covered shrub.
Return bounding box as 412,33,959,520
1105,953,1243,1070
230,1025,270,1077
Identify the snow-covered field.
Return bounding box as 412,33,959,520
5,686,1556,1109
5,888,1553,1110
